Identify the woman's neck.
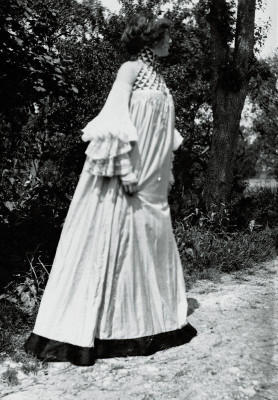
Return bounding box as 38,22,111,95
138,46,155,67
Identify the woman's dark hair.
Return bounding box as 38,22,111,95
121,14,171,55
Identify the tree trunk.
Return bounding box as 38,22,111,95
203,0,256,208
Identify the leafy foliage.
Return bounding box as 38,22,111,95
0,0,78,115
0,0,214,285
247,52,278,177
177,224,277,285
0,0,276,291
174,186,278,284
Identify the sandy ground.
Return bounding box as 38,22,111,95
1,259,277,400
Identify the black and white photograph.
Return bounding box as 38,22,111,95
0,0,277,398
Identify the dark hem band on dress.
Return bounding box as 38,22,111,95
24,323,197,366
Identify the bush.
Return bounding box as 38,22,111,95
171,186,278,284
176,224,278,284
1,367,19,386
236,186,278,229
170,185,278,232
0,299,33,356
0,250,49,359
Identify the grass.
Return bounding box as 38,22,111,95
0,266,48,387
172,185,278,287
0,299,48,387
0,351,46,387
1,367,19,386
176,224,278,288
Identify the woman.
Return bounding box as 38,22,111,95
25,14,197,366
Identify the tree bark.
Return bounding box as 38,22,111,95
203,0,256,208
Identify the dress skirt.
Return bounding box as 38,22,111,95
25,90,197,366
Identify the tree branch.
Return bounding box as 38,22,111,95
233,0,256,77
208,0,230,83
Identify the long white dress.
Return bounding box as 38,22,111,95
25,47,197,366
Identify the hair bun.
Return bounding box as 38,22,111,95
121,14,171,55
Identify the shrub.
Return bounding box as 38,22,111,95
0,250,49,360
175,223,278,285
172,186,278,285
170,185,278,232
236,186,278,229
1,367,19,386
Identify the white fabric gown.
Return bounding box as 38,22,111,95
25,49,197,365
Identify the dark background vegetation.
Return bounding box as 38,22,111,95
0,0,278,362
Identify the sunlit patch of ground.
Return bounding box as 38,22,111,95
247,178,278,189
1,260,277,400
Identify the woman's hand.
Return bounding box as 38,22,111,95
122,181,138,195
121,172,138,196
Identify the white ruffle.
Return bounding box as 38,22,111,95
81,81,137,176
84,153,133,178
84,134,132,162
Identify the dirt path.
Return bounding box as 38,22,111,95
1,259,277,400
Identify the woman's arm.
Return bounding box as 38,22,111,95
81,61,140,196
115,62,140,195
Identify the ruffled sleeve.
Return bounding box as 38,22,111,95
81,80,138,177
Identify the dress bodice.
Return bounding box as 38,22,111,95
132,47,168,93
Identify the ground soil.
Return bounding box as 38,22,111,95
1,259,277,400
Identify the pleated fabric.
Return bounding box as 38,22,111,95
25,88,197,365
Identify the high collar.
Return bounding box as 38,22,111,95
138,46,156,67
